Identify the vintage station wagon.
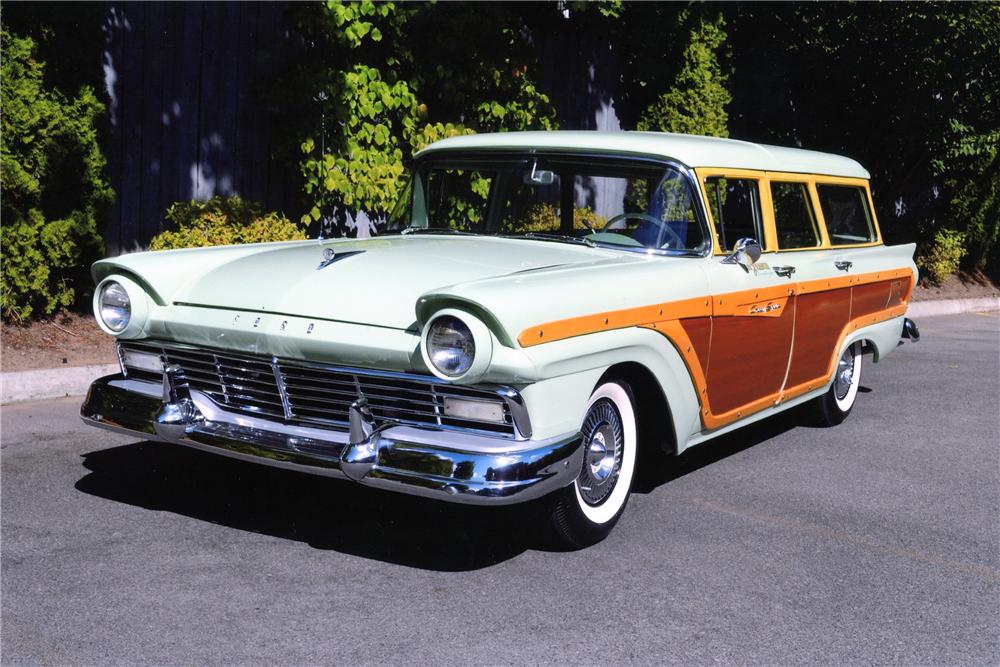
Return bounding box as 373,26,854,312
82,131,920,547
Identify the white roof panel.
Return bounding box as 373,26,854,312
416,131,870,179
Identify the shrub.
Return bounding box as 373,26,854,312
1,210,104,321
636,11,731,138
148,196,307,250
506,204,608,233
0,29,113,321
917,229,967,285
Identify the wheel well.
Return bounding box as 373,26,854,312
859,338,881,362
598,362,678,457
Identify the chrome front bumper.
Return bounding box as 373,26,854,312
80,374,583,506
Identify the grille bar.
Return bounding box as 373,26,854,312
119,341,518,438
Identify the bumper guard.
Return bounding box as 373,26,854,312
80,373,583,506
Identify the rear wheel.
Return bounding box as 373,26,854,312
811,342,863,426
543,379,638,549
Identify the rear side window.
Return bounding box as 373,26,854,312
817,184,876,245
704,177,763,252
771,182,820,249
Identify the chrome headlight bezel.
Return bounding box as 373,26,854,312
93,275,149,338
420,309,494,382
98,281,131,332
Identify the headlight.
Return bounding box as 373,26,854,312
427,315,475,376
99,281,131,332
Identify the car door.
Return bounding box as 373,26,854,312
769,176,855,393
698,171,796,425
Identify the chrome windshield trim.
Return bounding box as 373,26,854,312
394,149,714,259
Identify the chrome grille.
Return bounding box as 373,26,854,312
119,341,517,437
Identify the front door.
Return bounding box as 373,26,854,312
703,257,796,421
700,173,795,426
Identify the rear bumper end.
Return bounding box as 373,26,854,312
80,374,583,506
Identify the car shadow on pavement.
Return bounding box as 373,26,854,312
74,392,864,570
75,441,537,572
632,403,816,494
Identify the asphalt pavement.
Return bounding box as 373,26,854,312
2,312,998,665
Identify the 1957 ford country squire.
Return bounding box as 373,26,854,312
82,131,920,547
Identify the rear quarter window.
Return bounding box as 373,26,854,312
817,184,876,245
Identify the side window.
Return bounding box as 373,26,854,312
817,184,876,245
771,181,820,249
704,177,763,252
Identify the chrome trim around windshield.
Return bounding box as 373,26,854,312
402,149,714,259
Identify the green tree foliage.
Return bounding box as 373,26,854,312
1,29,113,321
149,197,307,250
636,11,731,138
274,1,557,233
724,3,1000,279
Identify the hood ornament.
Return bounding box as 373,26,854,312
316,247,364,271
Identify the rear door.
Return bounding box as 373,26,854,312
767,176,854,393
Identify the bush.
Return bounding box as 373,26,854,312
636,11,731,138
917,229,967,285
505,204,608,233
0,29,113,321
1,210,104,321
148,196,307,250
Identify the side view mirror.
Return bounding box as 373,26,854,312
722,237,762,272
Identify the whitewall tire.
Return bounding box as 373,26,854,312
544,379,638,549
812,342,863,426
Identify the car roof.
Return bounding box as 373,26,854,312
415,130,870,180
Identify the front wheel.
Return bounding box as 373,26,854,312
543,379,638,549
810,342,863,426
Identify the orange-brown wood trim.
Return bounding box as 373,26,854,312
713,286,794,317
518,296,711,347
777,302,909,407
645,300,908,431
517,267,914,433
518,267,913,347
797,268,913,296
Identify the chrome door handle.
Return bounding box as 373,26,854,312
835,261,853,272
773,265,796,278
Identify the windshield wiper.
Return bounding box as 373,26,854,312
519,232,597,248
401,226,476,236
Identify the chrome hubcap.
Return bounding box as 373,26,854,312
578,399,624,506
834,347,856,400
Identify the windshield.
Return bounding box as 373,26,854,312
386,153,709,254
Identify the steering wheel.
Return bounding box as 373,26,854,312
601,212,685,249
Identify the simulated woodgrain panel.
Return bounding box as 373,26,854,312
851,280,892,318
785,287,852,388
706,303,794,415
680,317,712,377
886,277,911,309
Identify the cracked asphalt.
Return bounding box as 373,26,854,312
2,312,998,665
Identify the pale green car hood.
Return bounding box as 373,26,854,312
96,235,631,332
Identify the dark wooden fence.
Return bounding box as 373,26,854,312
101,3,622,253
102,1,297,254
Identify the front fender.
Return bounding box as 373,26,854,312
516,327,702,443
